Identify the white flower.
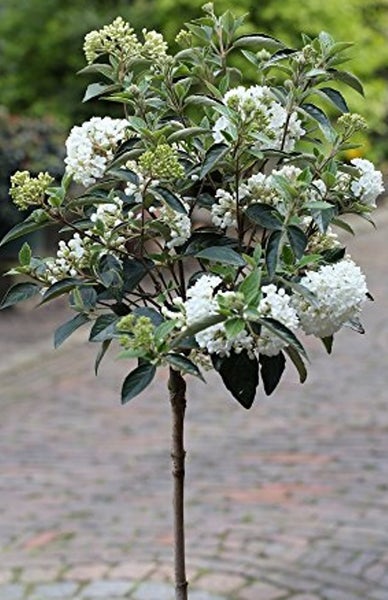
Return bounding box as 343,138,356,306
293,258,368,338
211,189,237,228
257,285,299,356
149,200,191,249
350,158,384,207
65,117,128,187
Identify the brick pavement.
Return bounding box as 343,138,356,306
1,205,388,599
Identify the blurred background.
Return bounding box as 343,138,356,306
1,0,388,277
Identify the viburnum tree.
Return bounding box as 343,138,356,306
1,5,384,599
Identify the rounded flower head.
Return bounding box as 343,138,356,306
10,171,54,210
349,158,384,207
64,117,128,187
83,17,142,64
293,258,368,338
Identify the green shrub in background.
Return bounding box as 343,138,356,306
0,109,64,243
0,0,387,156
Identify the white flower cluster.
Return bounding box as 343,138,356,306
89,197,132,249
45,233,90,284
293,258,368,338
65,117,128,187
349,158,384,207
164,276,298,358
211,189,237,228
257,285,299,356
149,202,191,249
213,85,305,151
124,161,155,203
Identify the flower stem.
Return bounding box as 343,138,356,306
168,367,188,600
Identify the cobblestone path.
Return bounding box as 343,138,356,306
0,207,388,599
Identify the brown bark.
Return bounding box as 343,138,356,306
168,367,188,600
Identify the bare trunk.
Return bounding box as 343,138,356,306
169,367,188,600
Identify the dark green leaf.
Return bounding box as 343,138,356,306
70,286,97,311
199,143,229,178
301,103,333,137
287,225,308,259
154,187,187,214
239,270,261,304
106,168,139,184
54,313,89,349
166,353,205,381
321,247,346,263
89,313,119,342
171,314,225,347
40,278,80,305
284,346,307,383
183,231,236,255
318,87,349,113
168,127,209,142
0,216,51,247
78,63,115,80
97,254,123,289
259,317,307,359
265,230,282,279
259,352,285,395
121,363,156,404
133,306,163,326
195,246,246,267
212,350,259,409
321,335,334,354
123,258,153,292
328,69,364,96
245,203,283,230
0,282,41,309
331,218,354,235
95,339,112,375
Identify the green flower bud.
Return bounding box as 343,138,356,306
139,144,185,180
10,171,54,210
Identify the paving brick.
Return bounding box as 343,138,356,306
80,579,133,598
238,581,287,600
195,572,245,593
21,567,60,583
132,581,174,600
0,584,24,600
29,582,79,599
108,561,154,580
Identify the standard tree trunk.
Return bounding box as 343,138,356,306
169,367,188,600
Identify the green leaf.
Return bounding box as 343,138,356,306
0,216,51,247
224,317,245,339
265,230,282,279
89,314,119,342
40,278,80,305
82,82,119,102
284,346,307,383
95,339,112,375
154,187,187,214
54,313,89,349
133,306,163,326
97,254,123,289
331,218,355,235
199,143,229,178
305,200,334,210
78,63,115,80
121,363,156,404
287,225,308,259
301,103,333,138
212,350,259,409
239,269,261,304
154,320,178,343
168,127,209,142
166,353,205,381
123,258,153,292
328,69,364,96
245,203,283,230
259,317,307,359
318,87,349,113
0,282,41,309
18,242,32,266
259,352,285,395
321,335,334,354
171,314,225,347
233,33,284,51
195,246,246,267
